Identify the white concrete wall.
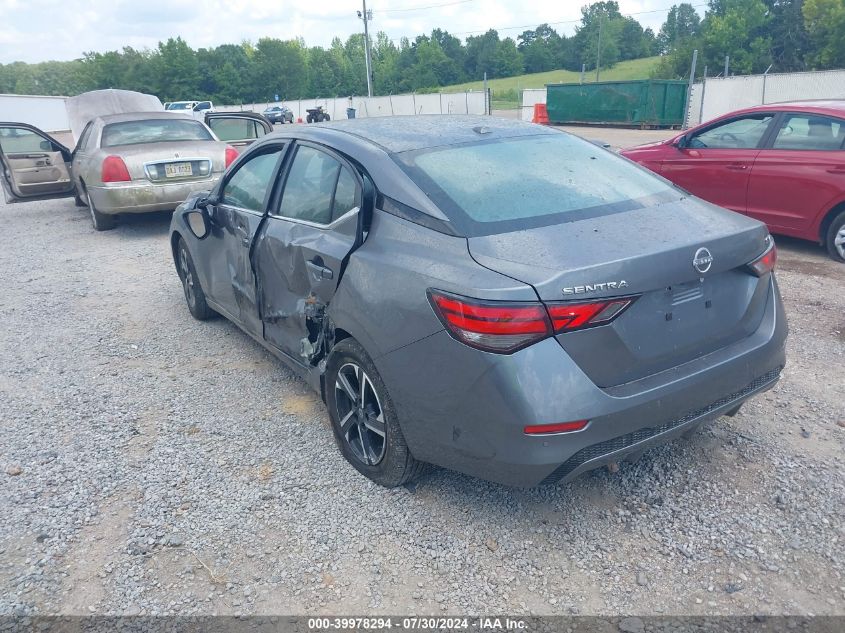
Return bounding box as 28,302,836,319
0,94,70,131
217,91,487,121
0,91,487,132
522,70,845,128
687,68,845,127
519,89,547,122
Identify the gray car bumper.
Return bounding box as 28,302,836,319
375,276,787,487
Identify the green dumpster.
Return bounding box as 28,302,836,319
545,79,687,127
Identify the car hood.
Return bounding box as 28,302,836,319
66,89,164,142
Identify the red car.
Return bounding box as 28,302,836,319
621,100,845,262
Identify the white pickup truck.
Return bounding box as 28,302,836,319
164,100,214,119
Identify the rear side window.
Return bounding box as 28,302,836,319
332,167,360,221
396,134,677,235
101,119,212,147
276,146,361,224
76,121,94,151
772,114,845,151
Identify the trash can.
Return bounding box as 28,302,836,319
346,108,356,119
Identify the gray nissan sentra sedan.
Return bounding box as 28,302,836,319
170,115,787,488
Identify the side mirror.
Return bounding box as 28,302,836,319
196,194,219,210
674,136,688,150
39,140,52,151
185,209,211,240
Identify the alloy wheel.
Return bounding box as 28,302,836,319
179,246,197,309
334,362,386,466
835,225,845,259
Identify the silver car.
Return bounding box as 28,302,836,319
0,108,270,230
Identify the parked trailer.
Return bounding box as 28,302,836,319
545,79,688,128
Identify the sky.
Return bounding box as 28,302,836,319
0,0,703,65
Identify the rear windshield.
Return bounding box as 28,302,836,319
101,119,213,147
166,103,193,110
395,133,680,236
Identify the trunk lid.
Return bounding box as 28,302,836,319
106,141,228,182
467,197,773,387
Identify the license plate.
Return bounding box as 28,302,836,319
164,162,193,178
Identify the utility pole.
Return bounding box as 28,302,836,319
724,55,730,78
357,1,374,97
595,14,603,82
684,49,698,130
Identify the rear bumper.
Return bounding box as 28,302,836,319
375,276,787,487
89,176,221,215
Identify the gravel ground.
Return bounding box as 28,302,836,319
0,190,843,618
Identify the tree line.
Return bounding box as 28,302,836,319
1,0,843,104
655,0,845,78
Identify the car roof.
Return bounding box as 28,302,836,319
737,100,845,117
300,115,558,153
98,111,195,124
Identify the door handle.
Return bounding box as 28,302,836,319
726,163,748,171
307,260,333,280
826,167,845,174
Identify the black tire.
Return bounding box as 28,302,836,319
323,113,330,121
84,186,115,231
326,339,425,487
176,237,216,320
824,209,845,263
306,115,314,123
74,192,86,207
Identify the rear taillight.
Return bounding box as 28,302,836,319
101,155,131,183
748,239,777,276
428,290,635,354
524,420,589,435
225,146,239,168
428,290,551,353
546,298,635,333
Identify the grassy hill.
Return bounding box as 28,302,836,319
442,56,662,108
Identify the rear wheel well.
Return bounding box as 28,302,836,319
319,328,355,403
333,328,352,344
820,201,845,243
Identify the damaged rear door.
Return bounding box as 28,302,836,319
253,142,366,363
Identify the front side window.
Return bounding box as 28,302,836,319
396,133,678,236
220,149,284,212
772,114,845,151
689,115,774,149
101,119,213,147
0,127,54,153
209,118,264,142
278,146,350,225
